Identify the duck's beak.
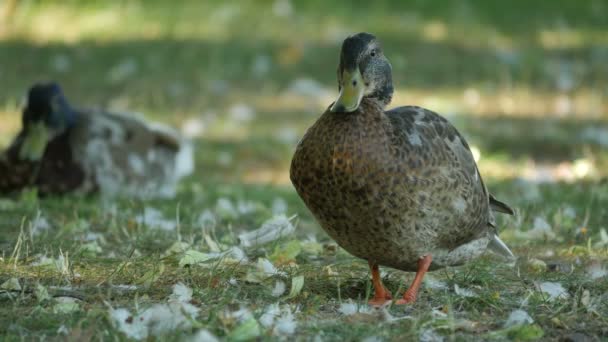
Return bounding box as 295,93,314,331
331,68,365,113
19,121,50,161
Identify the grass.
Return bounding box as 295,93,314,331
1,0,608,340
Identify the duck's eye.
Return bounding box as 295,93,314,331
370,49,378,57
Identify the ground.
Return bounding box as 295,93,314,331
0,1,607,341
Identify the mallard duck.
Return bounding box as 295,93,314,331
0,82,193,198
290,33,515,305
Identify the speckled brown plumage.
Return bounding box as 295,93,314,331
291,100,495,271
290,32,513,304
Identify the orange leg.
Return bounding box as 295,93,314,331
368,260,392,306
395,254,432,305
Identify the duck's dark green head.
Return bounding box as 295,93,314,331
331,32,394,113
19,82,77,161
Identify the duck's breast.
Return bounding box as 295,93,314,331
0,132,85,195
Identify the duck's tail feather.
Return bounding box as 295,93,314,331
147,123,194,179
174,140,194,178
151,127,181,151
488,234,515,259
489,193,515,215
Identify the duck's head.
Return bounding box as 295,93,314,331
331,32,394,113
19,82,77,161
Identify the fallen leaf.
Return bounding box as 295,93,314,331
179,250,213,267
0,278,21,291
527,258,547,272
162,241,191,258
53,297,80,314
286,275,304,298
35,283,51,302
270,240,302,264
239,215,296,248
245,258,285,283
228,317,261,341
79,241,102,256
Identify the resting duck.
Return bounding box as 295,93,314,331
0,82,193,198
290,33,515,305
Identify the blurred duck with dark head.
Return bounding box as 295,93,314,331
0,82,193,198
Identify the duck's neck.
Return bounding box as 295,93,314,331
366,82,393,109
63,105,79,129
359,97,390,114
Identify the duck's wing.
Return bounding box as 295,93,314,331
386,106,515,251
70,109,192,198
386,105,484,197
390,106,516,258
147,121,194,179
34,132,87,195
388,106,516,212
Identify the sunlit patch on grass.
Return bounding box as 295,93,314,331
538,28,608,49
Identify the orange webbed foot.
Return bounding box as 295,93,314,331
368,260,393,307
368,287,392,306
395,254,432,305
394,291,417,305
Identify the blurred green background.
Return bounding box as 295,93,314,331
1,1,607,340
1,0,607,187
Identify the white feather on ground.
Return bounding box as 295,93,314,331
109,283,199,340
504,309,534,327
535,282,570,301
